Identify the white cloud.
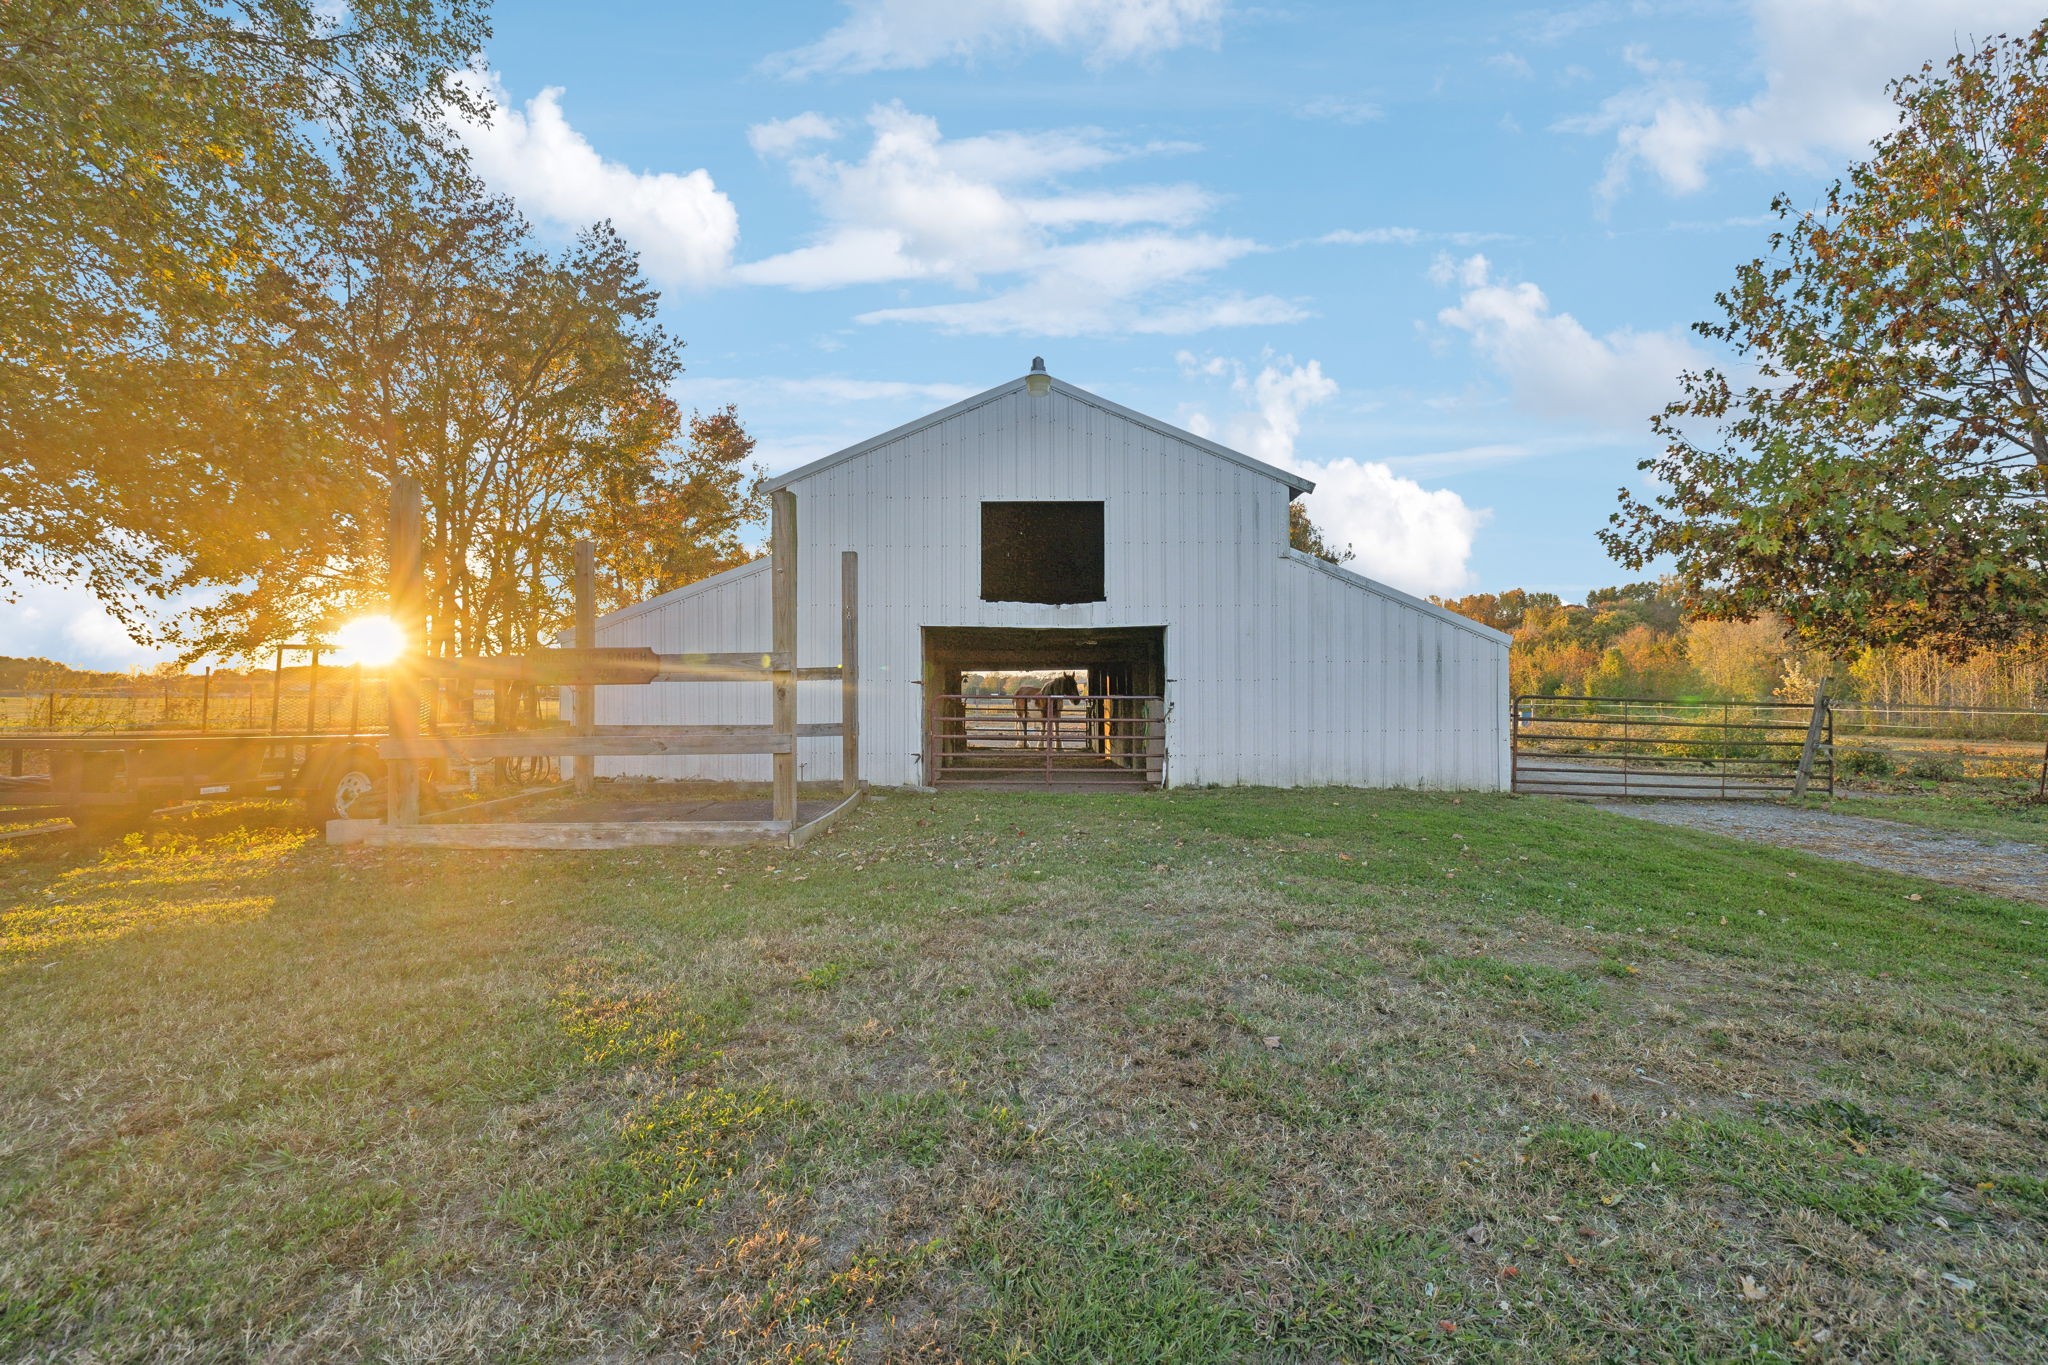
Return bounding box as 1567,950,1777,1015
767,0,1227,78
740,103,1296,336
456,76,739,287
1380,442,1542,478
859,234,1299,336
1563,0,2044,199
1317,226,1513,247
748,112,843,157
682,375,981,407
1295,95,1383,124
1177,353,1485,595
4,581,172,669
1434,254,1703,429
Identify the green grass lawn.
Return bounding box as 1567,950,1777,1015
1812,778,2048,847
2,789,2044,1362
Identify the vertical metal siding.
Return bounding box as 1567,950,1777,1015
590,384,1510,790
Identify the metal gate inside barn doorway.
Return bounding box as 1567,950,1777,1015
922,626,1166,790
1512,695,1833,800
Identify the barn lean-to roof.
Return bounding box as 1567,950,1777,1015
1281,549,1512,646
761,372,1317,498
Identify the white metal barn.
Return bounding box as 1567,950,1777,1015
589,362,1510,791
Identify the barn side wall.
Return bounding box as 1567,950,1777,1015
588,382,1509,790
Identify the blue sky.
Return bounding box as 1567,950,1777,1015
16,0,2041,667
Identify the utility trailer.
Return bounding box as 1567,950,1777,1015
0,644,634,831
0,648,518,829
0,729,402,828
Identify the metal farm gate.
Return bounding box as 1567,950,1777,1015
926,693,1165,790
1512,695,1831,800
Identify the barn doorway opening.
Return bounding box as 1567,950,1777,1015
921,626,1165,790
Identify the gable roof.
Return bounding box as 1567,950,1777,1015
761,371,1317,497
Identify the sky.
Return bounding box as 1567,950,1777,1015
13,0,2042,668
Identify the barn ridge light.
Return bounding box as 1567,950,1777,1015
1026,355,1051,395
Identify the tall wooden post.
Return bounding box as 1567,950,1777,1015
573,538,596,795
1791,676,1830,800
840,550,860,795
268,647,284,734
306,647,321,733
388,477,424,827
771,490,798,824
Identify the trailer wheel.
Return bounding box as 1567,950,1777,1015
307,753,384,821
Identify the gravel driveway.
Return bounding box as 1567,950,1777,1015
1592,800,2048,905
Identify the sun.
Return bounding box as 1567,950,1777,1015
332,615,407,668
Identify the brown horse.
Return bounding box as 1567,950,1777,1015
1014,673,1080,750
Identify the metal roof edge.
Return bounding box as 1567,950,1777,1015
1047,378,1316,496
761,378,1028,492
1279,549,1512,647
760,372,1317,496
594,556,772,629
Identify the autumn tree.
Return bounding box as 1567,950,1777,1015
1288,501,1353,564
0,1,489,628
595,405,765,610
1683,615,1795,699
1605,22,2048,655
171,154,762,669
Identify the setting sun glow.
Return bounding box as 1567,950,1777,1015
332,615,407,668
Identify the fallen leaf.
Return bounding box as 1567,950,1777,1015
1463,1222,1489,1246
1437,1320,1458,1334
1738,1275,1769,1302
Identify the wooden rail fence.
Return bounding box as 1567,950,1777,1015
344,481,862,849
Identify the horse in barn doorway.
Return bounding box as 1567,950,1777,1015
1015,673,1080,750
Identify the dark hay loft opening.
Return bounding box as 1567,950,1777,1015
981,501,1105,604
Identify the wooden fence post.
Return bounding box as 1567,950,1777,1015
1791,676,1830,800
771,490,798,824
268,646,284,734
573,539,596,796
388,477,424,827
840,550,859,796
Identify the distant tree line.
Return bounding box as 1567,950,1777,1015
1437,581,2048,710
0,2,761,665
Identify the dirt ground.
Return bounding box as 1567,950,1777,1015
1594,799,2048,905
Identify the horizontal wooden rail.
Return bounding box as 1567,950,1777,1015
412,649,842,686
380,723,844,760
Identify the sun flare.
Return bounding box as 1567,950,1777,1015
332,615,407,668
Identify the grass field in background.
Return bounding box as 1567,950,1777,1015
1,790,2043,1361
